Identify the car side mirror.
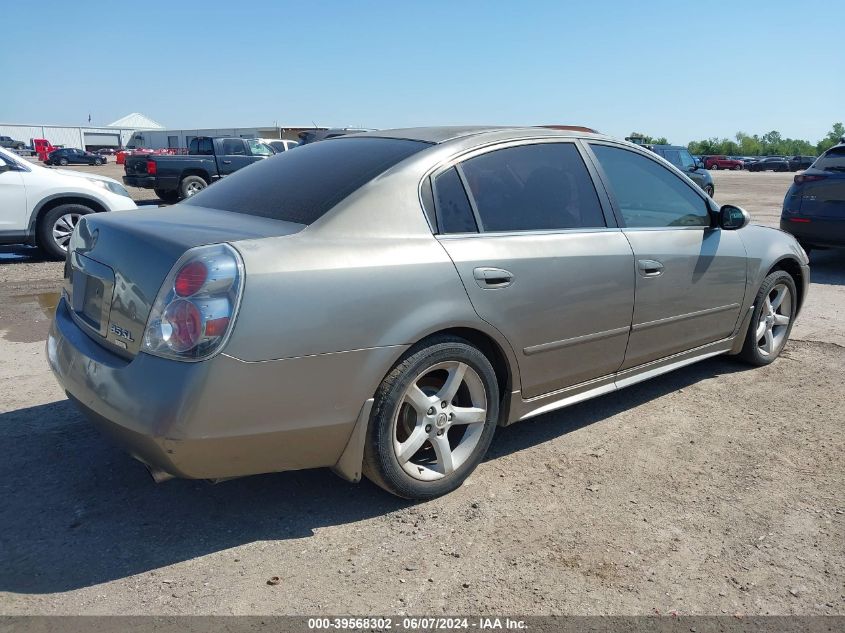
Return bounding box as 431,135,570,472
719,205,750,230
688,164,698,172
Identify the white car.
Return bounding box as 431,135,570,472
258,138,299,153
0,147,137,259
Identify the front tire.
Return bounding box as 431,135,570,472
94,158,103,166
363,335,499,499
704,184,715,197
58,158,68,166
738,270,797,366
38,204,92,260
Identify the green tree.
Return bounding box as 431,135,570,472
817,122,844,153
627,132,669,145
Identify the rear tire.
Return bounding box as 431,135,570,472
155,188,180,203
738,270,797,366
94,158,103,166
179,175,207,199
38,203,93,260
363,335,499,499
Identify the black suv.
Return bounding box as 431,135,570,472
648,145,715,197
781,142,845,252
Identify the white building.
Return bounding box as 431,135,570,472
0,113,165,151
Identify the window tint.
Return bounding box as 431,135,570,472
183,137,430,225
222,139,246,155
662,150,682,167
433,167,477,233
591,145,709,228
460,143,605,232
814,147,845,171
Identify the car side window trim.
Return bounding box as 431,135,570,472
583,140,716,230
424,138,619,237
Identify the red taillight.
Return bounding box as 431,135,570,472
146,159,157,175
161,300,202,352
174,260,208,297
204,316,230,337
794,174,826,184
788,218,811,223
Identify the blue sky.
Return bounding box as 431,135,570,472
2,1,843,144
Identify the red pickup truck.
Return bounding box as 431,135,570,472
705,155,744,170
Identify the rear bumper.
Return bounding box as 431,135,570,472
780,217,845,248
123,175,179,191
47,297,395,480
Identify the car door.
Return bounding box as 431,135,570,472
434,140,636,399
217,139,252,176
0,153,28,231
587,143,747,369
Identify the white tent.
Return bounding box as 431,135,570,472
107,113,165,130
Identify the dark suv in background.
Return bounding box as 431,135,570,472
649,145,715,197
781,142,845,252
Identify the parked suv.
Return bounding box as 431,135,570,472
788,155,815,172
0,135,26,150
781,143,845,251
705,155,744,170
748,156,789,172
649,145,715,197
0,147,136,259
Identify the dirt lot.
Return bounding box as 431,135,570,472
0,170,842,616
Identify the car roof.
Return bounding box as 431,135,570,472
348,125,608,145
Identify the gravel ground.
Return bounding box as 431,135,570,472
0,170,842,616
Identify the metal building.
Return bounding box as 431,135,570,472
0,113,164,151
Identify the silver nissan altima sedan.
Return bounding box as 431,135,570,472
47,126,809,499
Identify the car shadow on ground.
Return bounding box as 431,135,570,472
807,249,845,286
0,355,749,594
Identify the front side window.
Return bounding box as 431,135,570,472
247,140,273,156
591,144,709,228
460,143,606,232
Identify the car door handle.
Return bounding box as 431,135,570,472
221,160,232,164
473,267,514,288
637,259,664,277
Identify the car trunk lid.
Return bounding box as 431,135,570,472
64,206,305,358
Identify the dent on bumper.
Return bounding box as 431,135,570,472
48,298,401,480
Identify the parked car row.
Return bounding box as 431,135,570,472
44,147,108,166
694,154,818,172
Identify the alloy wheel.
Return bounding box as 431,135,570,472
52,212,81,251
185,182,204,196
392,360,487,481
755,283,792,357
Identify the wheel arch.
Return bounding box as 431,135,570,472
28,194,108,235
767,256,806,315
180,169,211,184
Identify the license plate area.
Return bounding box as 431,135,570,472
69,252,115,337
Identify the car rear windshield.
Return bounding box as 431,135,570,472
183,137,430,224
813,147,845,171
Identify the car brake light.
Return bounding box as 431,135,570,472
788,218,811,223
146,159,157,175
143,244,244,361
174,260,208,296
794,174,826,184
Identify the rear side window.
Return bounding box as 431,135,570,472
591,144,709,228
183,137,431,225
814,147,845,171
222,139,246,155
433,167,478,233
460,143,606,232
